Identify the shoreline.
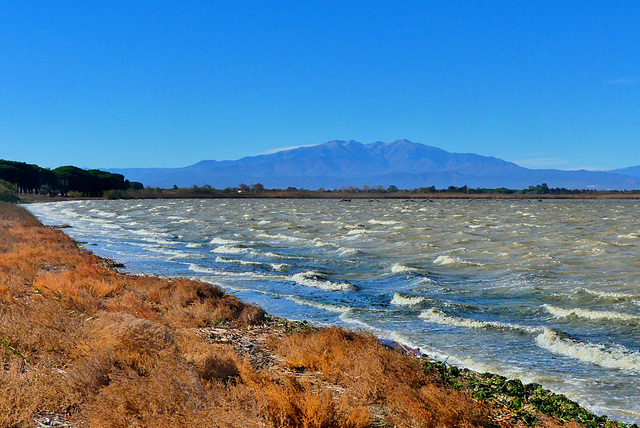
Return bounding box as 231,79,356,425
1,202,635,427
14,191,640,204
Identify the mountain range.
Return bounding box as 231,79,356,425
108,140,640,190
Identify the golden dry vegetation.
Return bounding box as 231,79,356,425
0,203,602,427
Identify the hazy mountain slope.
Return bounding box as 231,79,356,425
108,140,640,190
611,165,640,178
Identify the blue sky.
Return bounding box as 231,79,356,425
1,1,639,170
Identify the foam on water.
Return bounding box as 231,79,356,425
188,263,217,274
286,295,352,314
215,256,263,267
543,304,640,323
313,238,331,247
576,287,639,301
338,247,361,257
617,233,640,239
391,293,427,307
212,245,251,254
368,219,400,225
210,237,238,245
433,255,483,266
419,308,542,334
391,263,417,274
291,271,355,291
191,267,289,281
535,328,640,372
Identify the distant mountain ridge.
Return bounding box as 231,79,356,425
611,165,640,178
108,140,640,190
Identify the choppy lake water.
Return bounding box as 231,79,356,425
26,198,640,424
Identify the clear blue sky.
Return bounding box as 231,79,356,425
1,1,639,170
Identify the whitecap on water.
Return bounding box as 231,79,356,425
433,255,483,267
368,219,400,225
212,245,250,254
291,271,355,291
542,304,640,323
215,256,263,267
391,293,427,307
210,237,238,245
338,247,361,257
535,328,640,372
574,288,639,301
419,308,542,334
391,263,418,274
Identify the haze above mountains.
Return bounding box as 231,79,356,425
108,140,640,190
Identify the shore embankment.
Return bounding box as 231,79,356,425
0,202,633,427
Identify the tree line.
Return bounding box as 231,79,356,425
0,160,143,197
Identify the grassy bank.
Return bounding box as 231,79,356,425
0,203,633,427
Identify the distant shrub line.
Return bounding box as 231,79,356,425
0,160,143,199
134,182,640,199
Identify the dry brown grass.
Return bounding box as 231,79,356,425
270,327,492,427
0,204,268,427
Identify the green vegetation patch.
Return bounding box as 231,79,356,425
421,359,635,428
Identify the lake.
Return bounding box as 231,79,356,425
26,198,640,424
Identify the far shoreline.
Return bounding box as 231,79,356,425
15,190,640,204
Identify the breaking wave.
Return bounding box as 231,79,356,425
210,237,238,245
391,263,418,274
291,271,355,291
368,219,400,225
433,255,483,267
419,308,542,334
391,293,428,307
543,304,640,323
535,328,640,372
212,245,251,254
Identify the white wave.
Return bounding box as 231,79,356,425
433,255,482,266
535,328,640,372
575,288,639,300
210,237,238,245
291,271,355,291
212,245,250,254
338,247,361,257
617,232,640,239
186,242,203,248
346,230,368,237
270,263,288,272
215,256,263,267
286,296,351,314
368,219,400,225
391,293,427,307
543,304,640,323
89,209,117,217
191,264,288,281
312,238,331,247
257,232,302,242
188,263,217,274
419,308,541,334
261,251,293,260
391,263,417,274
